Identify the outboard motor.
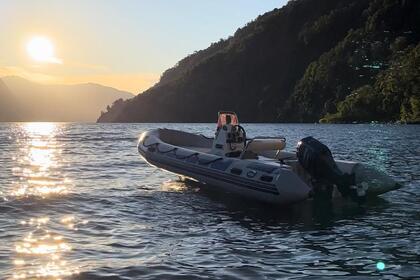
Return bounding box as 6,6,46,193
296,137,365,203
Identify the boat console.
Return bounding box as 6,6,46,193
211,111,246,157
211,111,286,158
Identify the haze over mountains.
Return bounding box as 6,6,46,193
0,76,133,122
98,0,420,123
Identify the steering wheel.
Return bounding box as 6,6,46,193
230,125,247,150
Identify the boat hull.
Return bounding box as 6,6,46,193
137,128,401,205
138,129,311,205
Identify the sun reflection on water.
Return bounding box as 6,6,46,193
12,217,81,279
9,123,72,199
161,180,190,192
6,123,79,278
23,123,57,136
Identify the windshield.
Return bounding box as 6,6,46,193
217,111,239,129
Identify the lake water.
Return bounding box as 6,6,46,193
0,123,419,279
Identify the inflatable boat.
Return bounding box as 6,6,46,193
138,112,400,205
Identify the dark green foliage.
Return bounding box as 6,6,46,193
322,43,420,123
290,0,420,122
401,96,420,123
98,0,420,123
320,85,383,123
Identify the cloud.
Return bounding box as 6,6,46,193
65,62,109,71
0,66,58,83
47,57,63,64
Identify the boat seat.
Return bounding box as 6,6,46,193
245,138,286,153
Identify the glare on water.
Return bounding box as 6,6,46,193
0,123,418,279
9,123,71,198
12,217,80,279
23,123,56,136
5,123,80,279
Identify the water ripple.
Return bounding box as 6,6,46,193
0,123,419,279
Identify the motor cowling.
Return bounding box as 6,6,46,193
296,137,364,203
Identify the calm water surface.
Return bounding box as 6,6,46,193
0,123,419,279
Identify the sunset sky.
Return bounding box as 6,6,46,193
0,0,287,93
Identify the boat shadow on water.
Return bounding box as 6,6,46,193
168,178,392,230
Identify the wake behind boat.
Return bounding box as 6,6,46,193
138,112,400,205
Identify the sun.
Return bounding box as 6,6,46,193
26,36,61,64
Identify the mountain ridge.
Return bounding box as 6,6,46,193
97,0,420,123
0,76,133,122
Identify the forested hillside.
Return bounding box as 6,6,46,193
98,0,420,123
